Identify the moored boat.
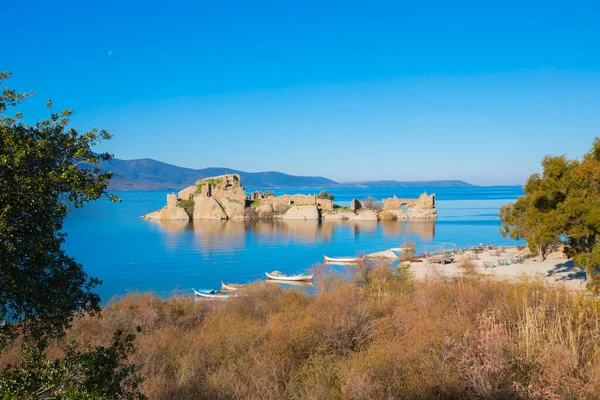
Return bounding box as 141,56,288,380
266,280,315,288
221,282,246,292
192,288,232,299
265,271,313,282
323,255,363,263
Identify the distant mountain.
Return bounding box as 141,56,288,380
100,158,339,190
100,157,475,190
344,180,475,188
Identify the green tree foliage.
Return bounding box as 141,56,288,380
500,138,600,291
0,72,144,398
0,330,143,399
317,190,334,201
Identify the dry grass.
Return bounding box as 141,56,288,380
5,268,600,399
378,210,397,221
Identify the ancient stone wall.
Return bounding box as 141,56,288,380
382,192,437,220
350,199,364,212
193,174,247,204
415,192,435,208
261,195,292,207
383,195,416,210
316,198,334,212
250,191,264,201
167,193,178,207
291,194,317,205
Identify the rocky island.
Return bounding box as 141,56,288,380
142,174,437,221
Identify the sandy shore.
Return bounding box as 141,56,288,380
403,246,588,292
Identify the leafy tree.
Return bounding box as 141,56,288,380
317,190,334,201
0,72,143,397
500,138,600,291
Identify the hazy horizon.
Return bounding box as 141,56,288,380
111,155,526,186
5,1,599,186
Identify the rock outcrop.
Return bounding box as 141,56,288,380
193,196,228,220
178,186,197,200
281,205,319,220
143,205,190,220
221,199,245,219
350,210,378,221
142,174,437,223
322,211,356,220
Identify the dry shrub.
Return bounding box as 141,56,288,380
456,313,516,398
5,271,600,399
457,255,479,276
378,210,397,221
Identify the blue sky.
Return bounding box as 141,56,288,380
4,0,600,185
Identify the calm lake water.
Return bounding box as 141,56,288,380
63,186,524,302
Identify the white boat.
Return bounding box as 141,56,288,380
324,255,363,263
192,288,232,299
265,271,313,282
266,280,315,288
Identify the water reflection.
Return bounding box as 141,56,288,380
148,219,436,247
380,221,436,241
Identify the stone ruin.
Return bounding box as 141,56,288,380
381,193,436,220
142,174,437,222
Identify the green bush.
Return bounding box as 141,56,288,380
317,191,334,201
176,199,194,214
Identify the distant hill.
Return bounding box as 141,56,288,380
344,180,475,188
100,157,475,190
100,158,339,190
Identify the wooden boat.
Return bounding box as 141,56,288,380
323,255,363,263
221,282,246,292
192,288,231,299
265,271,313,282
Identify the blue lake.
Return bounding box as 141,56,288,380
63,186,524,302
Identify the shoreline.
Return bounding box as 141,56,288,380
400,245,587,292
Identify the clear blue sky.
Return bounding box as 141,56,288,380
5,0,600,185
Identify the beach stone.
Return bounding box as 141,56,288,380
193,196,228,220
282,205,319,220
143,205,190,220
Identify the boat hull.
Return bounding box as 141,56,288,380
221,282,245,291
265,273,313,282
324,256,363,263
193,289,231,299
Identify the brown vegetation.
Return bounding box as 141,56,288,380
457,255,479,276
378,210,397,221
4,269,600,399
363,196,383,212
